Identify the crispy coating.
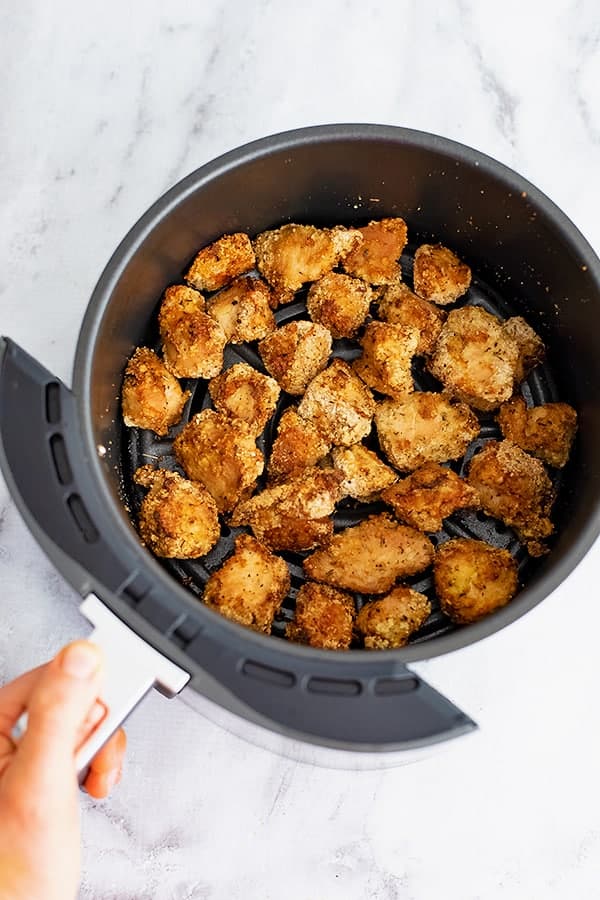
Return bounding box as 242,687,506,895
208,363,280,437
382,463,480,532
158,284,227,379
304,514,434,594
122,347,189,436
231,467,343,552
306,272,373,338
502,316,546,382
353,321,419,398
298,359,376,447
342,218,408,285
268,407,331,482
173,409,263,512
434,538,518,624
185,233,255,292
497,397,577,468
133,466,220,559
331,444,397,500
287,582,355,650
377,282,445,355
259,321,332,395
467,440,555,553
356,587,431,649
375,392,480,472
203,534,290,633
413,243,471,305
254,224,362,304
428,306,520,411
206,276,275,342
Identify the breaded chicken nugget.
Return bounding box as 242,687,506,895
353,322,419,398
382,463,480,532
375,392,480,472
122,347,190,436
208,363,280,437
173,409,263,513
377,282,445,355
502,316,546,382
356,587,431,649
203,534,290,633
497,397,577,468
342,218,408,285
259,321,332,395
206,276,275,342
185,233,255,292
231,467,343,552
428,306,520,411
287,582,355,650
467,440,555,554
134,466,220,559
306,272,373,338
331,444,397,500
304,514,434,595
268,407,331,482
413,243,471,305
298,359,376,447
158,284,227,379
434,538,518,624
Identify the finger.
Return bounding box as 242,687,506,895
84,730,127,799
75,699,107,748
0,664,46,734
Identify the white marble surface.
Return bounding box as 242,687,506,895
1,1,600,897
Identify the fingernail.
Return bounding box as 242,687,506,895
60,642,101,680
104,768,120,793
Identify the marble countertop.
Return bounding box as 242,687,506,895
1,1,600,897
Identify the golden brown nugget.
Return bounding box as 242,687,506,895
353,321,419,398
203,534,290,633
254,224,362,304
377,282,445,355
287,583,355,650
206,276,275,342
134,466,220,559
427,306,520,411
306,272,373,338
502,316,546,382
158,284,227,379
331,444,397,500
304,514,434,595
231,467,343,552
342,218,408,285
467,440,555,554
382,463,480,532
375,392,480,472
356,587,431,649
185,233,255,292
122,347,190,436
413,243,471,305
434,538,518,624
259,321,332,395
298,359,376,447
174,409,263,513
208,363,280,437
497,396,577,469
268,408,331,482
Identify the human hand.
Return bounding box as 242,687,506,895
0,641,127,900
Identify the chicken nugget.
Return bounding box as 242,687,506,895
209,363,280,437
497,397,577,468
133,466,220,559
268,407,331,482
259,320,332,395
377,282,445,354
382,463,480,532
413,243,471,305
206,275,275,341
342,218,408,285
502,316,546,382
287,583,355,650
122,347,189,436
331,444,397,500
173,409,263,513
434,537,518,624
203,534,290,633
356,587,431,649
185,233,255,292
304,514,434,595
298,359,376,447
353,321,419,398
158,284,227,379
375,392,480,472
306,272,373,338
